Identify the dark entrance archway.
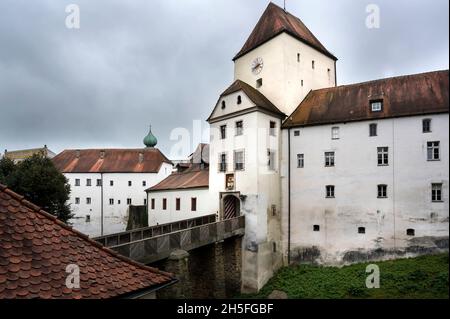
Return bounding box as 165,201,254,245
223,195,240,220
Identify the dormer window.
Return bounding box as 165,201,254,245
237,95,242,105
371,100,383,112
256,78,263,88
221,100,226,110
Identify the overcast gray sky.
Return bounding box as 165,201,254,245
0,0,448,159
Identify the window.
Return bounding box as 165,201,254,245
191,198,197,211
423,119,431,133
312,60,315,69
268,149,276,171
294,130,300,137
326,185,335,198
86,215,91,223
221,101,226,110
176,198,181,211
234,150,245,171
297,53,300,62
128,181,132,187
151,198,155,210
110,180,114,186
256,78,263,88
86,179,91,187
142,181,146,187
301,80,304,87
127,198,132,205
220,125,227,140
96,179,102,187
297,154,304,168
331,127,340,140
371,100,383,112
237,95,242,105
427,141,440,161
432,183,443,202
235,121,243,136
325,152,335,167
377,147,389,166
162,198,167,210
75,179,80,187
109,199,114,205
75,198,80,205
369,124,377,137
313,225,320,232
378,185,388,198
358,227,366,234
407,229,415,236
118,200,121,205
269,121,276,136
86,198,92,205
144,199,147,205
219,153,227,172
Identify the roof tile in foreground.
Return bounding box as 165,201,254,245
0,184,175,299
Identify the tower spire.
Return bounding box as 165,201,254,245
143,125,158,148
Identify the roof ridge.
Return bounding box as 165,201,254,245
312,69,450,94
0,183,175,279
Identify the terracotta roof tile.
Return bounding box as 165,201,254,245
283,70,449,128
234,2,336,61
0,183,176,299
147,167,209,192
52,148,172,173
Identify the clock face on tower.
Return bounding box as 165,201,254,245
251,57,264,75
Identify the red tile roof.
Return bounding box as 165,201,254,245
233,2,337,61
147,167,209,192
207,80,285,123
0,184,175,299
52,148,172,174
283,70,449,128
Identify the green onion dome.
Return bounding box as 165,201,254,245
143,126,157,148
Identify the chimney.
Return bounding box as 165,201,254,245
139,152,144,164
100,150,106,159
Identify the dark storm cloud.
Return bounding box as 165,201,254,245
0,0,448,158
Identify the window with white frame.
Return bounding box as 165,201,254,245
371,100,383,112
268,149,276,171
432,183,443,202
427,141,440,161
75,198,80,205
235,121,244,136
297,154,304,168
218,153,227,172
325,152,335,167
331,127,340,140
96,179,102,187
86,179,91,187
128,181,132,187
326,185,335,198
109,199,114,205
86,198,92,205
142,181,146,187
234,150,245,171
75,179,80,187
110,180,114,186
127,198,132,205
377,147,389,166
220,125,227,140
294,130,300,137
378,185,388,198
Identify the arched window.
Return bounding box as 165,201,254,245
221,101,226,109
237,95,242,105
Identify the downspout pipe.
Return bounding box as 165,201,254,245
101,173,104,237
288,128,291,265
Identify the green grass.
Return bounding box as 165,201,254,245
241,253,449,299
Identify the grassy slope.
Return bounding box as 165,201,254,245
241,253,449,299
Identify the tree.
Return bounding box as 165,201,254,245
0,154,73,223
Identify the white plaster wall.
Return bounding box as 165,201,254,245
283,114,449,263
147,188,213,226
234,33,336,116
66,162,173,237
